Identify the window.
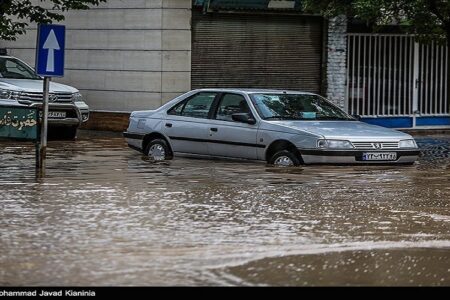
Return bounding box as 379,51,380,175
250,93,353,121
167,92,217,119
167,101,185,116
216,94,251,122
0,58,40,79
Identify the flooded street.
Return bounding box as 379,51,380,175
1,131,449,286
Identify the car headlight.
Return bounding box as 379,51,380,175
317,139,354,149
0,88,21,100
399,139,417,149
72,92,83,102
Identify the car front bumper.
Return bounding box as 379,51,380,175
28,102,86,127
299,149,420,164
0,99,89,126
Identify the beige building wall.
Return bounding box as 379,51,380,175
0,0,192,112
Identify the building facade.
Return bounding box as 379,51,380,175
1,0,192,115
1,0,341,131
1,0,447,130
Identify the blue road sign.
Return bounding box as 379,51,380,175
35,24,65,77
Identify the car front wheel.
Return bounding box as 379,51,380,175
145,139,172,161
63,126,78,140
269,150,301,167
49,126,78,140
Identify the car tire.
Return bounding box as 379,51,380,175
49,126,77,140
269,150,301,167
145,139,172,161
63,126,78,140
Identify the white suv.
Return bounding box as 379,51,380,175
0,50,89,139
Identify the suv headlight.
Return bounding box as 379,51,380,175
0,88,21,100
317,139,354,149
72,92,83,102
399,139,417,149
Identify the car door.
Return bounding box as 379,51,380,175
163,92,218,155
207,93,260,160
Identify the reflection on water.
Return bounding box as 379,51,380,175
0,132,449,286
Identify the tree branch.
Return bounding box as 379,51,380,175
427,0,449,26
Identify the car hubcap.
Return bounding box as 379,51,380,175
148,144,166,161
274,156,294,166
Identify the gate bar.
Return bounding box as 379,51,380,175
446,45,448,115
413,42,420,127
388,36,392,116
439,45,443,114
393,36,397,116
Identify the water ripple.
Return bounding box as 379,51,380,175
0,133,449,285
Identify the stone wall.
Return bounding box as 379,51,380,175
326,15,347,109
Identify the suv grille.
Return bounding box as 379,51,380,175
18,92,73,103
352,142,400,150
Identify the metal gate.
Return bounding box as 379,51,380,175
192,11,323,93
347,34,450,127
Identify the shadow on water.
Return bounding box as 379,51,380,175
211,247,450,286
0,132,449,285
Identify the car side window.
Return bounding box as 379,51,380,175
216,94,251,122
168,92,217,119
167,100,185,116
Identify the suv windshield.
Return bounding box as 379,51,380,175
250,93,354,121
0,57,41,80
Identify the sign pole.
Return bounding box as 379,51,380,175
38,77,51,169
35,23,65,172
35,141,40,169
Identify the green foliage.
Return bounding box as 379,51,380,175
302,0,450,44
0,0,106,40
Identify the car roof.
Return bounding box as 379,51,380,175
192,88,317,95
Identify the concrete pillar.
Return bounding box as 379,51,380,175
326,15,347,109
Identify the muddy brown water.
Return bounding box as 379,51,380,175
0,131,449,286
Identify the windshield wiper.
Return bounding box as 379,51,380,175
264,116,302,120
316,116,353,121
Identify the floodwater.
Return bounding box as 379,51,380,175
0,131,449,286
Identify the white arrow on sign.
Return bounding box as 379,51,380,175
42,29,60,72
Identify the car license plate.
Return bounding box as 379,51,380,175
48,111,66,118
362,152,397,161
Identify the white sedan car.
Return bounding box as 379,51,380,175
124,89,420,166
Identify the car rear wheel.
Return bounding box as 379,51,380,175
269,150,301,167
145,139,172,161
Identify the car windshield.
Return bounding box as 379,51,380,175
250,93,355,121
0,57,41,80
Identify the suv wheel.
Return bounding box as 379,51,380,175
145,139,172,161
49,126,77,140
269,150,300,167
64,126,78,140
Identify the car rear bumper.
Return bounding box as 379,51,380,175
123,132,144,150
299,149,420,164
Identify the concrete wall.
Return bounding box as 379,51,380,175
0,0,192,112
326,15,347,109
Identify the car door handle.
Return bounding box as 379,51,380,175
210,128,218,132
165,123,172,128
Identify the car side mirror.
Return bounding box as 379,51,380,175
232,113,256,125
352,114,361,121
